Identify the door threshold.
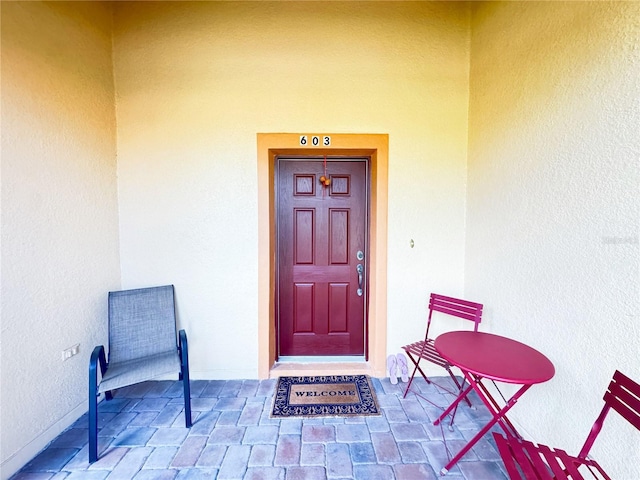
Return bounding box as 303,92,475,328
278,355,366,363
270,357,373,379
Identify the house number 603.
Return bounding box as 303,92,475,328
300,135,331,147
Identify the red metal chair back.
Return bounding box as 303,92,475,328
425,293,484,339
494,371,639,479
578,370,640,459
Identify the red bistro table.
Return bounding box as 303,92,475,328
433,331,555,475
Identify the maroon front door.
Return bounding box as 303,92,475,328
277,158,368,357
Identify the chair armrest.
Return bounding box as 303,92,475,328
89,345,107,398
90,345,107,378
178,330,188,362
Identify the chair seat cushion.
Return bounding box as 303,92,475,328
99,350,180,393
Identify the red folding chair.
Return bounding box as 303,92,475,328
402,293,483,405
493,370,640,479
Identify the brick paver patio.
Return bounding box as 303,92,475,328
11,377,508,479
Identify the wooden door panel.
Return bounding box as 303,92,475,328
294,209,314,264
293,284,314,333
328,283,349,332
278,159,367,356
329,210,349,264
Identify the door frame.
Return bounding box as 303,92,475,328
257,133,388,378
275,156,370,358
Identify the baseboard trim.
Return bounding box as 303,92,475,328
1,399,86,480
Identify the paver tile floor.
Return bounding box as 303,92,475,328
11,377,509,480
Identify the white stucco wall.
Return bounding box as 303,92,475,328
0,3,120,477
466,2,640,478
112,1,471,379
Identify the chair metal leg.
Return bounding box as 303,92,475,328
403,359,419,398
88,389,98,463
445,367,472,408
89,345,107,463
403,351,431,398
183,371,192,428
179,330,192,428
404,349,472,413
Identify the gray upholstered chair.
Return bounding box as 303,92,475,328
88,285,192,463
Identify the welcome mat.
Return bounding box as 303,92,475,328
271,375,380,418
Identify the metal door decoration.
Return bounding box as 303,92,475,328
319,156,331,190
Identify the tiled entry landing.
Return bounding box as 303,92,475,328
12,377,508,479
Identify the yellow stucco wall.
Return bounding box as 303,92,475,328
467,2,640,479
3,1,638,477
1,2,120,475
112,2,472,379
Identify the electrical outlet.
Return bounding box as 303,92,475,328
62,344,80,361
